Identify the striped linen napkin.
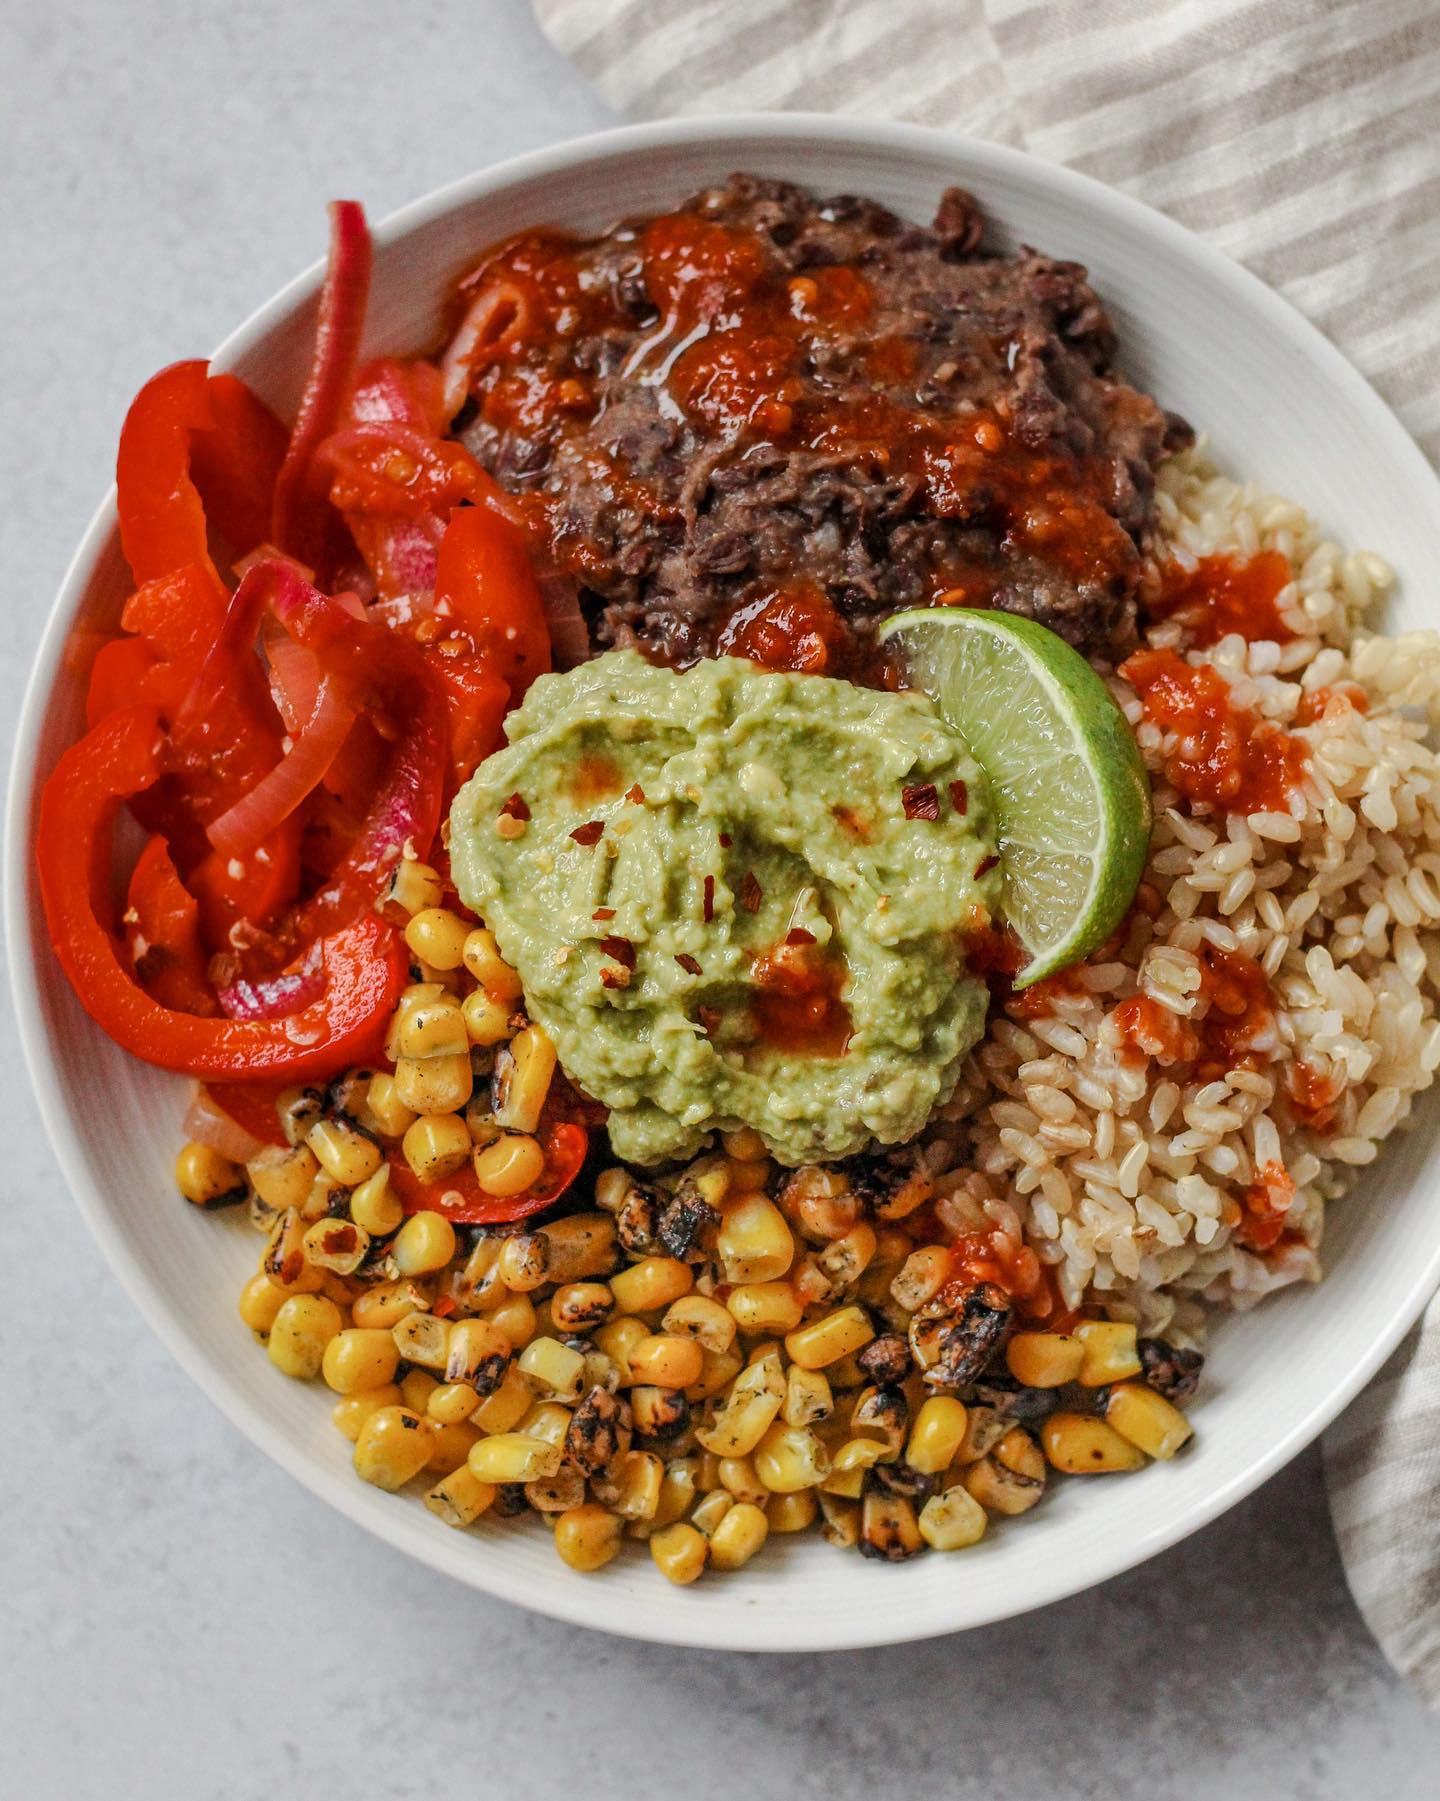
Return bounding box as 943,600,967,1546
533,0,1440,1698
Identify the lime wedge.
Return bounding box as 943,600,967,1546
877,608,1152,986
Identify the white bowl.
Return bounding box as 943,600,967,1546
10,114,1440,1652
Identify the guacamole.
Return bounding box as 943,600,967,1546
449,651,1000,1166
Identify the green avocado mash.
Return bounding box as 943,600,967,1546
449,651,1000,1166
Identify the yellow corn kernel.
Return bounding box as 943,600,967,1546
353,1406,433,1489
652,1460,699,1528
861,1489,922,1558
322,1327,400,1395
601,1450,665,1521
517,1336,587,1401
426,1417,481,1474
444,1316,511,1385
404,907,471,972
695,1357,784,1457
351,1277,429,1331
1074,1320,1142,1386
1007,1331,1086,1388
461,926,524,998
461,989,517,1048
690,1490,733,1538
424,1465,496,1527
525,1466,586,1515
593,1315,649,1383
247,1143,321,1214
707,1500,769,1570
467,1432,562,1484
918,1484,989,1551
486,1291,538,1351
473,1133,545,1197
663,1293,737,1353
402,1114,473,1186
778,1164,858,1242
769,1490,818,1534
394,1052,473,1116
783,1304,874,1371
650,1522,707,1586
538,1213,617,1283
688,1345,745,1402
814,1220,877,1291
717,1192,795,1284
820,1437,887,1498
610,1256,693,1315
964,1434,1047,1514
306,1117,383,1188
266,1294,342,1380
551,1282,615,1331
349,1168,404,1237
818,1492,861,1549
491,1025,557,1134
906,1396,969,1474
717,1456,768,1505
363,1072,419,1141
393,1209,458,1276
391,1311,451,1371
782,1364,834,1428
498,1232,551,1293
721,1126,768,1162
726,1282,804,1335
889,1244,952,1312
400,1367,439,1413
302,1216,370,1276
385,857,445,917
754,1421,831,1493
554,1503,624,1573
175,1141,244,1208
238,1272,287,1334
261,1208,313,1290
332,1384,403,1442
517,1401,574,1449
470,1364,533,1434
427,1381,481,1426
627,1334,705,1390
1105,1382,1193,1460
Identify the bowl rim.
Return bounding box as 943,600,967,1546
9,110,1440,1652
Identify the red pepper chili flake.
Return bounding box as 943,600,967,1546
431,1294,457,1320
600,967,630,990
675,953,703,975
592,907,616,921
499,792,530,822
697,1005,722,1036
977,853,999,876
739,871,764,913
703,875,715,922
570,821,605,846
785,927,817,946
599,934,636,969
950,779,969,816
903,783,940,821
719,833,733,848
624,783,646,804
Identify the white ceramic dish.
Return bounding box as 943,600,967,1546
9,115,1440,1652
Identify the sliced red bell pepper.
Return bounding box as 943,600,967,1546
434,503,550,698
37,705,407,1080
389,1120,588,1224
116,360,219,586
204,1080,291,1147
425,651,510,793
189,374,288,561
124,835,216,1016
87,635,164,729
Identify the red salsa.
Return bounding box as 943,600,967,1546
1148,550,1294,648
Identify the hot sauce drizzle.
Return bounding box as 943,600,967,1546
1148,550,1294,648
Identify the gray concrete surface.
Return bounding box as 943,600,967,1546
2,2,1438,1795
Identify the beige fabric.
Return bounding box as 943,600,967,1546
530,0,1440,1701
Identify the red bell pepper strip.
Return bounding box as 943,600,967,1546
124,836,216,1016
426,651,510,793
434,503,550,698
389,1120,588,1224
272,201,372,574
37,705,407,1080
116,361,220,586
204,1081,290,1148
188,375,288,561
87,635,164,729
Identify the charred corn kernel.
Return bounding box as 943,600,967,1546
176,1141,244,1208
538,1212,617,1282
695,1358,784,1457
267,1294,342,1379
363,1073,418,1141
784,1305,874,1371
754,1421,831,1493
424,1464,496,1527
238,1272,287,1334
821,1437,887,1498
653,1460,699,1528
919,1484,989,1551
400,1367,439,1413
305,1117,382,1188
426,1417,481,1474
498,1232,551,1292
393,1209,457,1276
906,1396,970,1474
349,1168,404,1237
716,1456,768,1505
391,1311,451,1371
354,1406,433,1489
850,1385,908,1454
814,1220,878,1291
663,1293,737,1353
386,857,445,916
818,1492,861,1549
603,1449,665,1521
650,1522,707,1585
394,1052,473,1116
631,1384,687,1439
322,1328,399,1395
516,1336,587,1401
247,1144,321,1213
1074,1320,1142,1386
707,1500,769,1569
467,1432,561,1484
726,1281,804,1335
957,1405,1009,1465
526,1466,586,1514
402,1115,472,1186
471,1364,533,1433
590,1316,648,1384
965,1438,1047,1514
460,926,522,997
1007,1330,1086,1388
351,1278,429,1330
610,1256,693,1315
1105,1382,1193,1459
457,1236,506,1308
444,1317,511,1385
472,1133,545,1198
779,1165,858,1242
861,1489,922,1558
691,1489,734,1537
717,1192,794,1284
1044,1411,1144,1469
491,1025,557,1134
783,1365,834,1428
889,1245,952,1312
551,1282,614,1331
769,1490,818,1533
302,1217,370,1275
405,907,471,972
627,1334,704,1390
276,1085,326,1146
332,1383,403,1441
462,990,517,1047
427,1381,481,1425
554,1503,625,1572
